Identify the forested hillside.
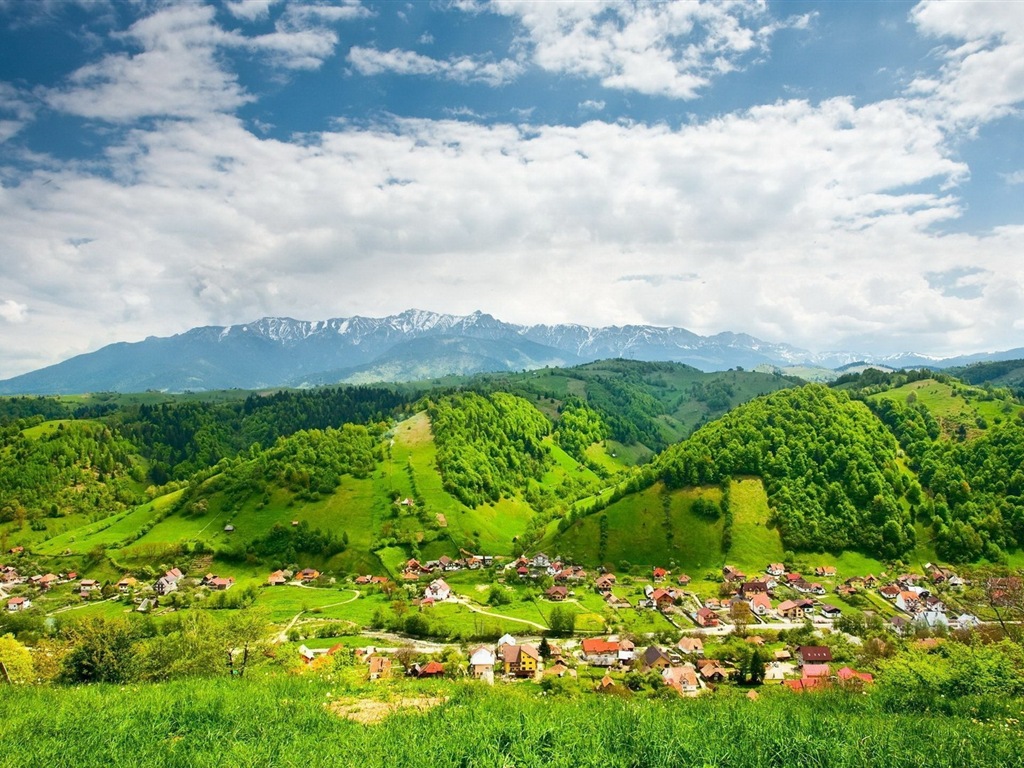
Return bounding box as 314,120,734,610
4,362,1024,573
428,392,552,507
656,385,915,558
0,421,144,527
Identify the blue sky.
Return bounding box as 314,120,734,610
1,0,1023,378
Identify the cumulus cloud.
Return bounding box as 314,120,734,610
45,3,352,122
909,0,1024,125
348,46,524,85
488,0,809,99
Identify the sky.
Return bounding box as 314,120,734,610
1,0,1023,379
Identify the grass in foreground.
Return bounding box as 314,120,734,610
2,676,1023,768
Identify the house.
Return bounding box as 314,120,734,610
368,656,392,680
663,664,701,695
699,662,730,683
896,591,921,613
777,599,804,620
298,568,320,583
766,563,786,577
354,575,372,585
594,573,617,593
652,567,668,581
424,578,451,601
545,585,568,602
651,588,676,609
879,584,901,600
677,573,691,587
785,572,804,585
7,596,30,611
209,577,234,591
543,661,576,679
802,663,831,680
740,580,769,597
639,645,671,672
79,579,99,592
815,566,837,577
503,644,540,678
677,637,704,656
796,646,833,665
38,573,58,589
748,593,773,616
955,613,980,630
154,576,178,595
837,666,873,685
617,638,636,664
581,638,620,667
917,609,949,629
417,661,445,678
117,577,138,592
695,607,719,627
597,675,616,691
889,616,910,635
820,604,842,620
722,565,746,582
774,650,792,661
531,553,551,569
469,647,496,681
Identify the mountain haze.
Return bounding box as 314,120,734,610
2,308,1022,395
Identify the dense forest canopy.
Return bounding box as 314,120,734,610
429,392,551,507
657,385,915,558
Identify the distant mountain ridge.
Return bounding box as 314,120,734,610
1,308,1022,394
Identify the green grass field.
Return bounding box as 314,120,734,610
870,379,1022,440
726,478,785,574
6,674,1024,768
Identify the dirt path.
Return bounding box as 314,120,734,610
273,588,360,642
452,597,548,631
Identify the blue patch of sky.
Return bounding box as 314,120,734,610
936,115,1024,234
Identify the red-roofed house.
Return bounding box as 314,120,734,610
581,638,620,666
837,666,874,684
417,661,445,678
696,607,719,627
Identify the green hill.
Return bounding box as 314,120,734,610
656,385,915,559
5,365,1024,581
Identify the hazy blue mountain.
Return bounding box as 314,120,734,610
0,309,1018,394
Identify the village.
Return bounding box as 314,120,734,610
3,544,1011,697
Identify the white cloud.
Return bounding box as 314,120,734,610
0,299,28,324
4,83,1021,377
225,0,282,22
349,47,524,86
488,0,805,99
578,99,605,111
1002,170,1024,186
45,5,251,121
0,82,39,141
45,3,352,122
909,1,1024,125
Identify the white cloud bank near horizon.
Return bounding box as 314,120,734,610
0,0,1023,379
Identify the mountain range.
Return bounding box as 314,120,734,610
1,308,1022,394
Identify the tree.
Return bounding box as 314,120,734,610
548,606,576,636
746,647,765,685
60,617,139,684
0,633,33,684
539,636,551,660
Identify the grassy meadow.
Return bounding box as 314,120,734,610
2,675,1023,768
